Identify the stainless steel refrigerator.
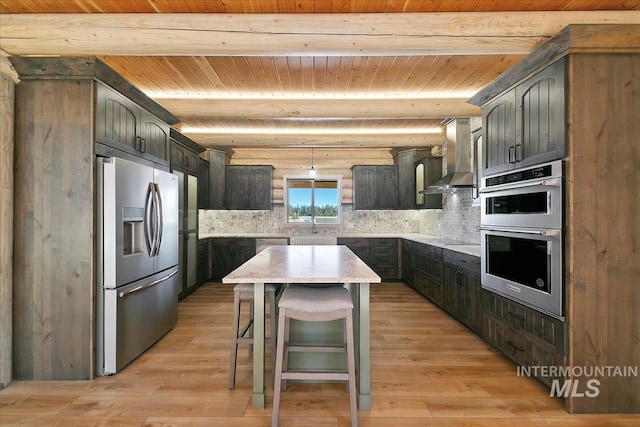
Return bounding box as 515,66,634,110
96,156,179,375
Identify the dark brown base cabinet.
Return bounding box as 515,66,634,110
337,238,369,265
442,250,482,335
337,238,398,281
210,238,257,281
401,239,566,391
411,243,444,307
197,238,211,286
401,239,414,287
483,291,565,388
414,269,443,307
369,239,398,280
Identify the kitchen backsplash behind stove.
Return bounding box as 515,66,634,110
199,191,479,243
439,191,480,243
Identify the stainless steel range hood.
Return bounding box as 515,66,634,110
424,118,473,194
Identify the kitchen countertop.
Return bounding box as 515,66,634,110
223,245,382,284
200,232,481,257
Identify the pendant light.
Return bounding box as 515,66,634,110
309,147,316,176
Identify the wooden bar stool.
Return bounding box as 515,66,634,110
272,286,357,427
228,283,279,390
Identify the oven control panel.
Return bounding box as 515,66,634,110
484,161,563,189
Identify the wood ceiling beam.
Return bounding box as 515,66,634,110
185,132,446,149
2,12,638,56
157,97,480,119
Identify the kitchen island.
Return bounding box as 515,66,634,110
222,244,381,410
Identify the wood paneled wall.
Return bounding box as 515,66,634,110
566,52,640,413
13,79,95,380
0,61,18,389
228,147,396,205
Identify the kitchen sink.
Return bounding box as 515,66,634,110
289,235,338,245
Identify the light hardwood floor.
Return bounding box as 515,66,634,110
1,282,637,426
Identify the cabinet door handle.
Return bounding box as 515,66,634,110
514,143,521,162
507,340,525,353
140,137,147,153
456,270,464,285
508,145,516,163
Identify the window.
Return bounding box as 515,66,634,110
286,178,340,225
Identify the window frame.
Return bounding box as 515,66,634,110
283,174,342,229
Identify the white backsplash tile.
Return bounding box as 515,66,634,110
438,191,480,243
200,192,479,242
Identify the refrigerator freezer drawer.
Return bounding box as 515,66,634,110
100,267,179,375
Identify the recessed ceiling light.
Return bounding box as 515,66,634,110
149,92,475,100
181,126,444,135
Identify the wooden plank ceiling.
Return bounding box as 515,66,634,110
1,1,638,150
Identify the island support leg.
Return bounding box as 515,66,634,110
252,282,265,409
356,282,371,410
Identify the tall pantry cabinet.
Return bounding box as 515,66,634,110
11,57,179,380
169,128,207,299
469,24,640,414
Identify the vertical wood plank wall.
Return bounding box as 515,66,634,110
567,52,640,413
13,79,95,380
0,65,17,389
228,147,396,205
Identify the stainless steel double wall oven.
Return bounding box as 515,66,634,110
480,160,565,320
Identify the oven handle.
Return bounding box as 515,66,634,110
480,226,561,238
480,177,562,194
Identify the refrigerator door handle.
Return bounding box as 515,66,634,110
144,182,155,256
150,183,161,256
118,269,178,298
154,183,164,256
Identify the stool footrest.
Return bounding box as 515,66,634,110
287,344,345,354
282,371,349,381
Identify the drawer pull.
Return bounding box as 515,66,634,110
507,311,526,324
507,340,525,353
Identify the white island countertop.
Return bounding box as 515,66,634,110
223,245,381,284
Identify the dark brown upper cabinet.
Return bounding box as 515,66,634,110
95,82,171,165
352,165,399,210
482,57,566,176
225,165,273,210
394,149,441,210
